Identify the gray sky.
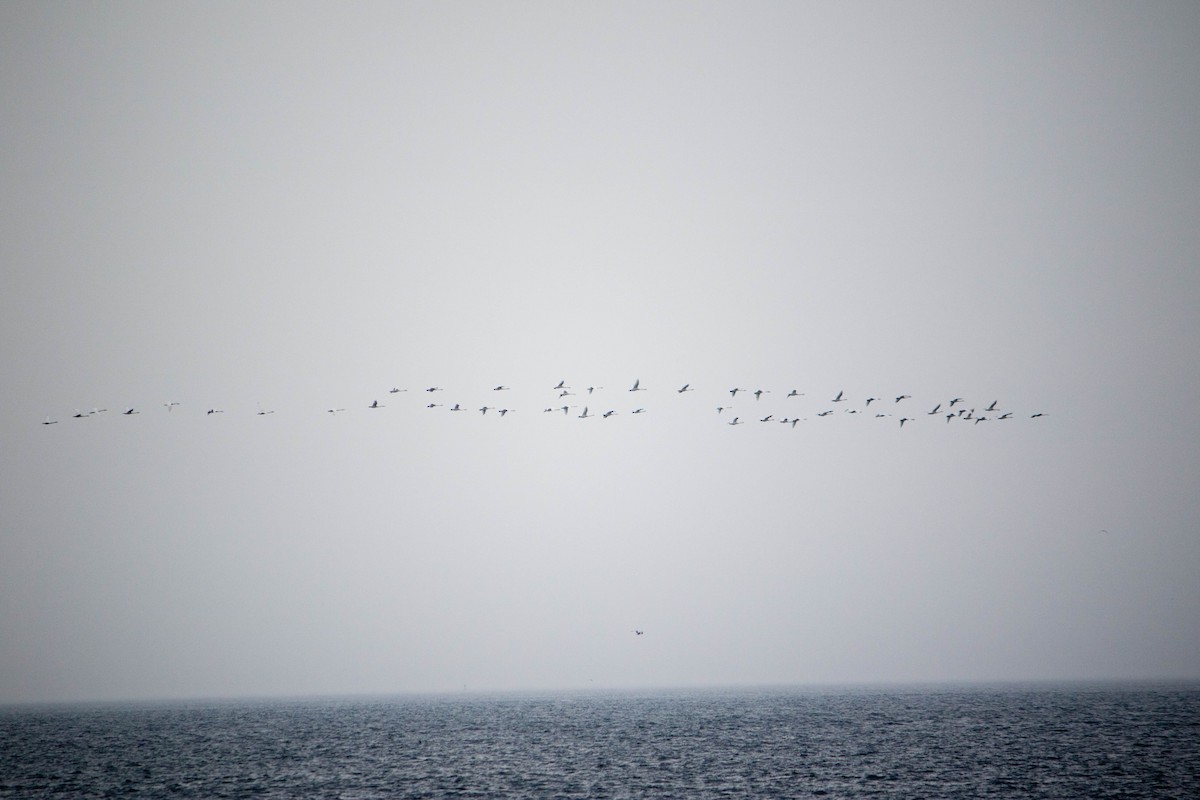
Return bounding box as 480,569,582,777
2,1,1198,704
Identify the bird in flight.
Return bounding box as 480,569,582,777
833,390,845,402
369,400,383,409
42,416,58,425
389,387,406,394
602,410,617,418
895,395,911,403
629,379,644,392
633,630,644,636
729,388,745,397
787,389,804,398
728,416,743,425
123,408,139,415
754,389,769,401
632,408,646,414
579,406,592,418
164,402,180,412
493,385,509,391
678,384,693,393
326,408,344,414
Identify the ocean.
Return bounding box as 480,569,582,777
2,684,1197,798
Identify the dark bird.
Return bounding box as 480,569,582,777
498,408,511,416
123,408,139,415
326,408,343,414
389,387,406,394
602,410,617,418
450,403,462,411
899,417,912,427
729,388,745,397
817,410,833,417
493,385,509,391
678,383,692,393
985,400,998,411
895,395,911,403
632,408,646,414
1031,412,1045,418
42,416,58,425
426,387,442,392
369,400,383,409
833,391,845,402
480,406,492,415
634,630,644,636
760,415,773,423
787,389,803,397
754,389,769,401
865,397,877,407
949,397,963,407
928,404,941,415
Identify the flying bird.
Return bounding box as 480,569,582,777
164,402,180,412
728,417,743,425
369,400,383,409
42,416,58,425
787,390,804,398
678,384,693,393
629,379,644,392
493,386,509,391
123,408,139,415
833,391,845,402
754,389,769,401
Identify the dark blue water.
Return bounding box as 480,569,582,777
2,684,1198,798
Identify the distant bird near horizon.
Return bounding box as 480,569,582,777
493,386,509,391
123,408,139,415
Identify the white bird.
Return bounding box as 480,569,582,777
369,400,383,409
42,416,58,425
629,379,644,392
728,416,743,425
578,406,592,418
164,402,180,412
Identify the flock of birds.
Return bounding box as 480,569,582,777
41,379,1045,429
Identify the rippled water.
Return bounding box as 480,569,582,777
2,684,1198,798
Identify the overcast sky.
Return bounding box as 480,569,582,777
2,1,1198,705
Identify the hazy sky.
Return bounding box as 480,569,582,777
2,1,1198,705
